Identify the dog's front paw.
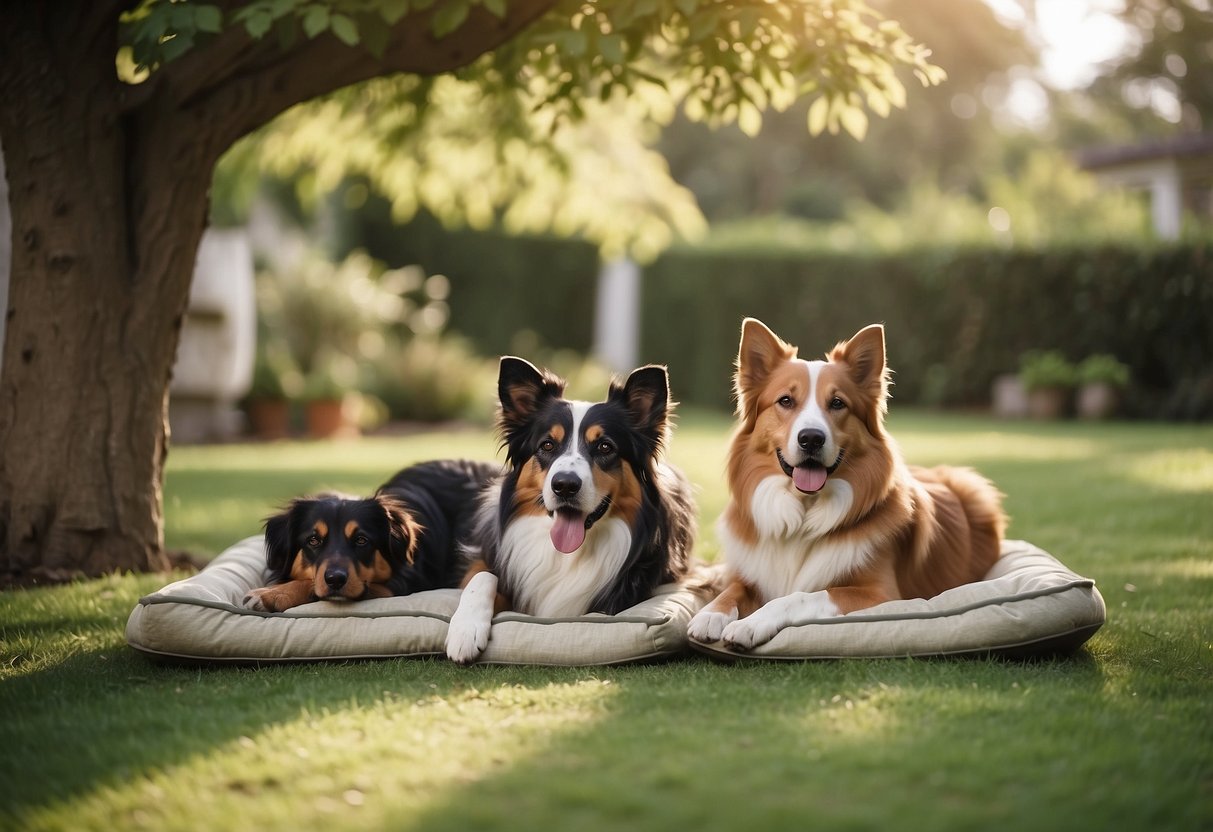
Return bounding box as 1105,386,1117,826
445,616,490,665
687,607,738,642
721,614,780,652
243,586,279,612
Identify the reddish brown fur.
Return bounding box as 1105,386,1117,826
722,319,1006,614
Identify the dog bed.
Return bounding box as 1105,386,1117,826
126,537,1103,666
690,539,1106,661
125,535,707,666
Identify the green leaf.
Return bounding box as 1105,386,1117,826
553,29,588,57
329,12,359,45
675,0,698,16
482,0,506,18
360,14,390,56
807,95,829,135
193,5,223,33
839,102,868,140
380,0,410,24
431,0,469,38
303,5,330,38
159,32,194,62
598,33,625,65
245,10,274,38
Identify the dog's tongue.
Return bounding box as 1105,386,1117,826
793,464,828,494
551,509,587,553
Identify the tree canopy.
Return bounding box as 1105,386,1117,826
127,0,945,259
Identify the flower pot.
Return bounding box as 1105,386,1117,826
1077,382,1121,420
305,398,350,439
246,398,291,440
1027,386,1070,420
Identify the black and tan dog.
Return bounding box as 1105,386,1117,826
244,459,498,612
444,357,698,663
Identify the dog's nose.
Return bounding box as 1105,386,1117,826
551,471,582,498
324,567,348,590
798,428,826,453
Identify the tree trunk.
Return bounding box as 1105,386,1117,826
0,6,212,577
0,0,556,578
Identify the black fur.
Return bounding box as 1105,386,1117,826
471,356,697,615
262,459,498,599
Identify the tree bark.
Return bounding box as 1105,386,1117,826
0,0,555,578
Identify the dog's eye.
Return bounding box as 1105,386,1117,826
352,534,369,547
829,397,846,411
306,533,322,548
539,439,556,453
595,440,615,456
777,395,794,408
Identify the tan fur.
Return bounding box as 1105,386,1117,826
721,319,1006,615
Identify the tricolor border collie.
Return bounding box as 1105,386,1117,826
244,460,497,612
445,357,697,664
687,318,1006,650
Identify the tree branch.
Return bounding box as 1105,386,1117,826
141,0,556,158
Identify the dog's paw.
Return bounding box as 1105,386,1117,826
721,614,780,651
243,587,277,612
445,616,491,666
687,607,737,642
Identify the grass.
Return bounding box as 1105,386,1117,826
2,410,1212,831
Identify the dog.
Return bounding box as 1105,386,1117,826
244,459,498,612
444,356,697,664
687,318,1006,650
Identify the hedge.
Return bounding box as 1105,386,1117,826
341,203,1212,419
640,244,1213,419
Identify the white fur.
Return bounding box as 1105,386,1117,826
721,589,841,650
784,360,842,468
720,474,868,603
687,605,738,642
543,401,601,515
496,514,632,618
445,570,498,664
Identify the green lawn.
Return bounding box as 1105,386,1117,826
2,411,1211,831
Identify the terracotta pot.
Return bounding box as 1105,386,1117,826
1027,386,1071,420
305,398,348,439
246,398,290,440
1077,382,1121,420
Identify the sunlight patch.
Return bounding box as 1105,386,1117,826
22,679,618,831
1120,449,1213,494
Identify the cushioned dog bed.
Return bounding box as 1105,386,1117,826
126,537,1104,666
690,539,1105,661
125,536,707,666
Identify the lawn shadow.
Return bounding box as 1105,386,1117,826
378,653,1154,832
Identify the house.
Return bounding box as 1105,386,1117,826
1076,132,1213,239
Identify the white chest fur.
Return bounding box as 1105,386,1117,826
498,515,633,617
721,474,871,601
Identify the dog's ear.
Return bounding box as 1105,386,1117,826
611,365,671,445
497,356,565,431
377,494,421,566
735,318,797,425
832,324,891,430
832,324,888,399
263,502,303,579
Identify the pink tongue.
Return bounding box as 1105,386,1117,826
793,465,828,493
551,511,587,553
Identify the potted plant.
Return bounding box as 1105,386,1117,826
301,352,355,439
1018,350,1076,420
1075,354,1130,420
244,343,300,440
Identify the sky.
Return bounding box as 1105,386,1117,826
983,0,1137,126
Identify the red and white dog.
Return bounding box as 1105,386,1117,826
687,319,1006,650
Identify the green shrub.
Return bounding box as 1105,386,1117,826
366,335,497,424
1018,350,1076,391
1076,354,1131,388
639,243,1213,419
